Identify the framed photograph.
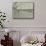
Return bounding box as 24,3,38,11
12,2,34,19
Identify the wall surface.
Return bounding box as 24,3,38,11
0,30,45,46
0,0,46,31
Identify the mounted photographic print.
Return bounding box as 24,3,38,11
12,2,34,19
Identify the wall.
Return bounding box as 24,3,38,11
0,30,45,46
0,0,46,31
